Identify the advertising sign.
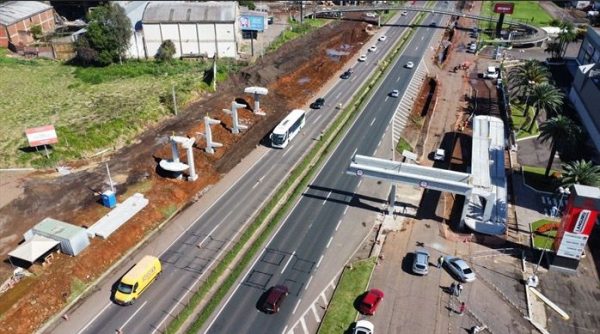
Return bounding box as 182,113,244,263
493,2,514,14
25,125,58,147
572,210,591,234
557,232,588,259
239,15,265,32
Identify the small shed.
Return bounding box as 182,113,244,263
27,217,90,256
8,234,59,263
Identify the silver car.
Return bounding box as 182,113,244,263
412,248,429,275
443,256,476,282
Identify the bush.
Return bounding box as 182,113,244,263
156,40,176,62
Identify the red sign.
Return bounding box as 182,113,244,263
493,2,514,14
25,125,58,147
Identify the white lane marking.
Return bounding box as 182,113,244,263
326,236,333,248
322,191,331,205
415,46,419,51
76,302,112,334
352,148,357,157
119,301,147,331
311,304,321,323
335,92,341,99
251,175,265,189
343,206,348,215
396,76,401,82
385,96,389,102
282,144,294,157
320,292,328,305
305,275,314,290
281,251,296,274
357,180,362,187
421,36,425,40
300,318,308,334
316,254,324,268
293,299,302,314
314,114,322,124
370,118,376,126
335,219,342,231
282,325,288,334
196,221,223,248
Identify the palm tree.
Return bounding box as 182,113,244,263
527,83,564,132
557,21,576,59
539,115,582,177
507,60,550,117
561,160,600,187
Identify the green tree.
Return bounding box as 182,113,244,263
561,160,600,187
557,21,576,59
508,60,550,116
239,1,256,10
30,24,42,40
156,40,176,62
527,83,564,132
544,41,562,60
79,3,131,66
539,115,582,177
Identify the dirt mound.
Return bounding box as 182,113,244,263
0,20,372,333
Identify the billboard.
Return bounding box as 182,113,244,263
239,15,265,32
493,2,514,14
25,125,58,147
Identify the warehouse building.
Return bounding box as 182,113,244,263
0,1,56,49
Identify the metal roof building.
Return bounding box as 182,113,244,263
25,217,90,256
0,1,55,48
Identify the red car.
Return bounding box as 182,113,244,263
261,285,289,314
358,289,384,315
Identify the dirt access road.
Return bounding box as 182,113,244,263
0,16,374,333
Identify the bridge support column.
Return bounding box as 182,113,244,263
388,184,396,216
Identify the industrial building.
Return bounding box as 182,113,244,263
0,1,56,49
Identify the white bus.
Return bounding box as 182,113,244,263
270,109,306,149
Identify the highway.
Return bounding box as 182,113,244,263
205,3,451,334
49,6,436,334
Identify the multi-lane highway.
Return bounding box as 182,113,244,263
49,6,443,334
205,4,452,334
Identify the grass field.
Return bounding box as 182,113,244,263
522,165,559,192
319,258,376,333
0,49,242,168
510,103,539,138
480,1,554,27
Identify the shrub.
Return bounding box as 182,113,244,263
156,40,176,62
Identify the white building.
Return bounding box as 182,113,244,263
142,1,239,59
116,1,150,59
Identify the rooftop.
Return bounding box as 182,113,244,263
142,1,237,24
33,217,86,239
0,1,53,26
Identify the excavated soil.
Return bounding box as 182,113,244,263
0,20,371,333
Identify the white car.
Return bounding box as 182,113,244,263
401,11,408,16
354,320,374,334
443,256,476,282
378,35,387,42
358,55,367,62
434,148,445,161
405,61,414,69
390,90,399,98
368,45,377,52
485,66,498,79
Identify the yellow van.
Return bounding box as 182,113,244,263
114,255,161,305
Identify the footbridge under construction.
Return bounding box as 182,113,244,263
347,116,507,235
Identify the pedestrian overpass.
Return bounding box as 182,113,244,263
346,116,507,235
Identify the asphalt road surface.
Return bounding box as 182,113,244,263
50,7,438,334
205,4,452,334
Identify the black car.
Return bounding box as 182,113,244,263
310,97,325,109
341,68,353,79
260,285,289,313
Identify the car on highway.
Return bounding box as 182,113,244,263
358,288,384,315
368,45,377,52
429,21,437,27
434,148,445,161
310,97,325,109
260,285,289,313
412,248,430,275
341,68,353,79
443,256,476,282
378,35,387,42
358,54,367,62
401,11,408,16
405,61,414,69
389,89,399,98
353,320,374,334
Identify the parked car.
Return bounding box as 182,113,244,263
260,285,289,313
405,61,414,69
358,54,367,62
341,68,353,79
368,45,377,52
378,35,387,42
434,148,446,161
484,66,498,79
390,90,399,98
358,289,384,315
310,97,325,109
412,248,430,275
443,256,476,282
469,43,477,53
353,320,374,334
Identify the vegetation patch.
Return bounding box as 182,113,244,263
480,1,553,27
510,103,539,138
522,165,558,192
267,18,328,52
318,258,377,333
396,137,413,154
68,278,87,304
531,219,558,250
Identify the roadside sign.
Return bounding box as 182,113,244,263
25,125,58,147
239,15,265,32
493,3,514,14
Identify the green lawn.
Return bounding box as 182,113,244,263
480,1,554,27
319,258,377,334
522,165,559,192
0,49,232,168
531,219,559,250
510,103,539,138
